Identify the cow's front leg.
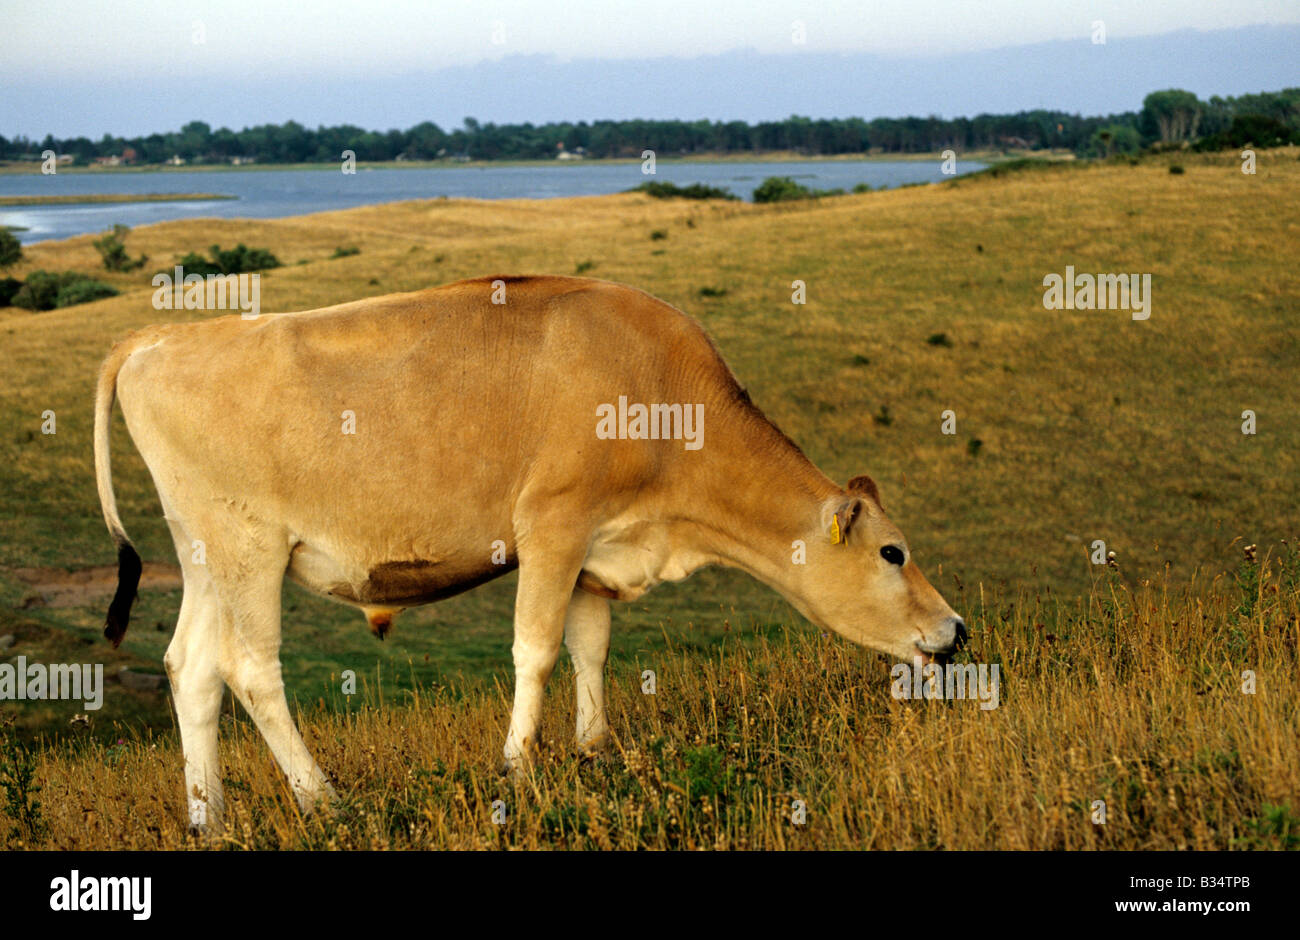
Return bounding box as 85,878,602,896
502,540,587,776
565,587,611,755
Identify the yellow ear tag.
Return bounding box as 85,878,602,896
830,516,842,544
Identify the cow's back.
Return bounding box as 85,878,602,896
113,276,744,580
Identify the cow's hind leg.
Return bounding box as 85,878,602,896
164,563,225,834
565,587,611,755
209,542,336,814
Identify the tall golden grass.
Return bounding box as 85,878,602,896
6,548,1297,850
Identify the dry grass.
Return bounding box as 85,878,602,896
7,555,1298,850
0,148,1297,849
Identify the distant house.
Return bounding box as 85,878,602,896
230,155,256,165
56,154,74,165
556,141,584,160
121,147,138,164
165,155,186,166
93,154,122,167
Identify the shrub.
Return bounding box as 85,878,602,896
649,229,668,240
752,176,844,203
0,230,22,270
13,272,71,311
852,182,873,193
55,278,119,307
331,245,360,258
92,224,147,272
0,277,21,307
11,270,119,311
1169,164,1185,175
175,243,281,276
629,181,738,201
0,731,45,845
1193,114,1299,152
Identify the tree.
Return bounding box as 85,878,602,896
1141,90,1204,144
1086,124,1141,158
92,224,147,272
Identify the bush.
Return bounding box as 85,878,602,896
175,243,281,276
0,277,21,307
970,158,1057,180
751,176,844,203
1169,164,1185,175
629,181,738,201
852,182,873,193
1193,114,1299,152
11,270,119,311
55,278,119,307
92,224,147,272
12,271,69,311
331,245,360,258
0,230,22,270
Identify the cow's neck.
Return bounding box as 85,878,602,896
678,406,840,622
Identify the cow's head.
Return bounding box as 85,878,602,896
800,475,965,662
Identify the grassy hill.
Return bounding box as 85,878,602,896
0,149,1296,848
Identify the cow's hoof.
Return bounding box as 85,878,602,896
576,733,611,762
500,747,540,780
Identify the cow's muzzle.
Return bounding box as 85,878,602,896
914,616,967,665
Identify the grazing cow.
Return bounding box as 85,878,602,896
94,275,964,831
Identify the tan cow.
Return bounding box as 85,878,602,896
94,275,964,831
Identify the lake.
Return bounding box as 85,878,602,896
0,158,985,244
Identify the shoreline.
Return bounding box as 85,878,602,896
0,192,236,207
0,149,1053,176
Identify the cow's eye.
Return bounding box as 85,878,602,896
880,545,905,566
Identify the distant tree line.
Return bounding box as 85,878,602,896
3,88,1296,166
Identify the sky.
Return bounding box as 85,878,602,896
2,0,1297,137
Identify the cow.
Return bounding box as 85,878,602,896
94,275,965,832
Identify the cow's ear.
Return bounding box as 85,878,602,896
846,474,883,510
826,497,862,545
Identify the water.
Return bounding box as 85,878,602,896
0,159,984,244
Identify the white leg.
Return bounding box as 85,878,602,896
565,587,611,753
164,573,225,833
503,540,587,775
211,546,335,812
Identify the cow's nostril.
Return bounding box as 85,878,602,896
954,619,969,647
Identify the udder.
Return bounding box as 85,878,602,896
287,543,516,609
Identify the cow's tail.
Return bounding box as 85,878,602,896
95,339,143,648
